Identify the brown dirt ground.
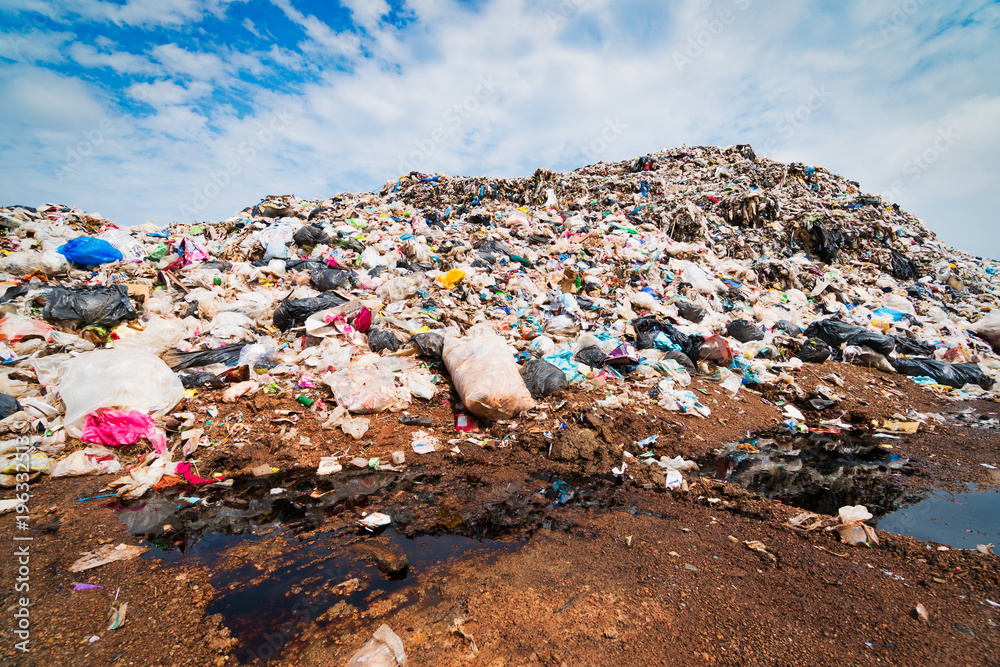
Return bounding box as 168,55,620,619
1,361,998,666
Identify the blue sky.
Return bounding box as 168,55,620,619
1,0,999,258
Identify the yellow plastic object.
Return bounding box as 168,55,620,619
437,269,466,289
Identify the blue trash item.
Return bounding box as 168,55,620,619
58,237,123,266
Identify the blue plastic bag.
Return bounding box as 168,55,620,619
58,237,123,266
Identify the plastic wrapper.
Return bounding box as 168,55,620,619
891,357,994,389
273,293,348,331
57,236,122,266
519,358,567,398
324,367,409,414
58,348,185,437
42,285,137,328
442,323,535,420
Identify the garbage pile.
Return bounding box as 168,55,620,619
1,144,999,498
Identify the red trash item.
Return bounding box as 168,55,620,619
0,315,52,343
81,408,167,453
455,414,479,432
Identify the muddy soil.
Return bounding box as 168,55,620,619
1,363,998,666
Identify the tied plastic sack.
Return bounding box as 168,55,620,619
82,409,167,452
43,285,138,328
519,358,567,398
442,323,535,420
726,319,765,343
57,237,123,266
58,348,185,438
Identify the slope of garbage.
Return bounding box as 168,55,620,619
2,144,1000,666
1,144,999,499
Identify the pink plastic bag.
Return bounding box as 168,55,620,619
81,409,167,453
0,315,53,343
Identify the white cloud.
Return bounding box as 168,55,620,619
69,42,161,75
242,16,262,38
152,43,228,80
128,79,212,107
341,0,389,29
270,0,361,58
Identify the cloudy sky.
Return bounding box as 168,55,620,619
1,0,998,257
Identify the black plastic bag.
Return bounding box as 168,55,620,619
293,224,330,247
273,293,348,331
727,319,765,343
799,338,833,363
892,335,937,357
43,285,137,328
180,372,225,389
367,328,401,353
520,359,567,398
773,320,803,336
0,393,21,420
575,346,607,368
675,300,706,323
632,316,703,362
166,344,247,371
804,318,895,356
1,284,31,304
284,259,328,272
310,269,352,291
892,358,994,389
890,250,920,281
410,332,444,360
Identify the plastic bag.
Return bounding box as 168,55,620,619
273,293,348,331
633,316,703,364
404,371,436,400
675,300,706,323
698,335,734,366
843,345,894,373
0,393,20,420
344,624,407,667
113,316,188,354
0,250,69,276
81,408,167,452
443,324,535,420
519,359,567,398
0,315,52,343
892,335,936,357
368,328,401,353
772,319,803,336
179,371,225,389
311,269,352,291
324,367,409,414
209,311,254,340
799,338,833,363
58,348,185,437
410,332,444,360
293,224,330,247
891,358,994,389
50,446,122,478
43,285,138,328
803,318,894,356
890,250,920,280
575,346,607,368
165,344,247,371
544,314,579,337
726,319,765,343
57,237,123,266
970,311,1000,352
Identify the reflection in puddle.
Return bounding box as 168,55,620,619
876,488,1000,549
698,432,921,516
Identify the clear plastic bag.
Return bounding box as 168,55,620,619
344,624,407,667
324,367,409,414
443,323,535,420
58,348,185,437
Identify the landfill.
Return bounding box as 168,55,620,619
2,146,1000,664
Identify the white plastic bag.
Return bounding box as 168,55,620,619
971,311,1000,350
442,323,535,420
51,447,122,477
58,349,185,437
324,367,409,414
345,624,407,667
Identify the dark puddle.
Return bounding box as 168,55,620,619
698,432,922,517
111,468,522,664
876,488,1000,549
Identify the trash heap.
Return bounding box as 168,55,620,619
1,144,999,500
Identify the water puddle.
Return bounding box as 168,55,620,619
698,432,921,517
876,488,1000,549
111,468,524,664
